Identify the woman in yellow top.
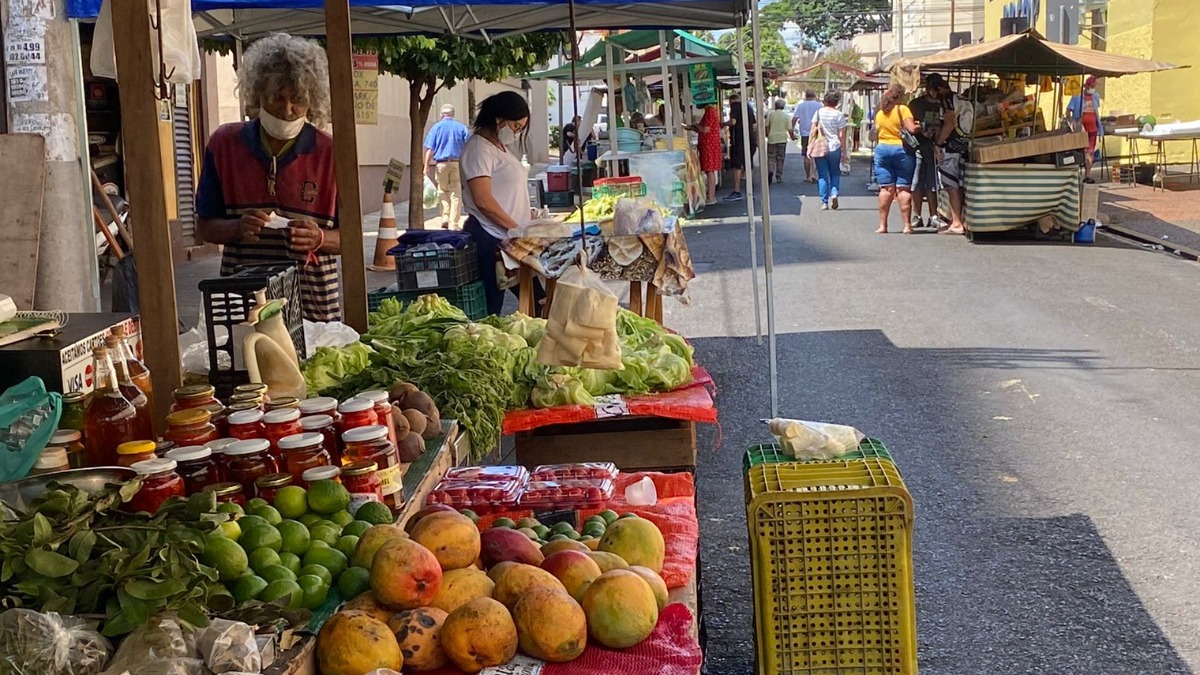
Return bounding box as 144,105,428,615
872,84,919,234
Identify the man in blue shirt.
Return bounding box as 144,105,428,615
791,90,823,183
424,104,470,229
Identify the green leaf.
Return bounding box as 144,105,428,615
125,578,186,600
117,588,154,624
32,513,52,546
68,530,96,563
176,601,211,629
26,548,80,578
102,609,140,637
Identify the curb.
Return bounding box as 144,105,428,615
1100,223,1200,261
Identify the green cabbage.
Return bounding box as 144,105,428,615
301,343,374,395
531,373,596,408
578,368,621,396
483,313,547,346
645,349,692,391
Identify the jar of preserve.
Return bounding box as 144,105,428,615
128,458,186,513
30,447,70,475
300,415,341,464
279,432,332,482
229,393,265,410
267,397,301,411
60,392,86,432
263,409,303,461
299,396,340,422
49,429,87,469
225,439,279,495
202,481,247,506
227,409,266,441
356,391,398,446
164,409,220,448
235,383,270,401
302,465,341,485
338,398,378,433
341,425,402,511
207,437,239,455
165,445,221,494
117,440,157,468
170,384,223,414
255,473,293,503
342,460,383,513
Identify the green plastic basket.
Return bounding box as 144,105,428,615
367,281,488,320
743,437,894,473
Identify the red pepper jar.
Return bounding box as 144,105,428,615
170,384,223,413
356,390,398,447
234,383,270,405
255,473,294,503
342,460,383,514
229,393,266,410
116,440,157,468
302,465,342,486
164,409,220,448
227,409,266,441
263,409,303,464
224,438,280,496
341,425,403,512
299,396,341,424
207,438,239,456
338,398,378,433
203,481,247,506
300,414,341,464
267,397,301,412
279,432,332,483
128,458,186,513
165,445,222,494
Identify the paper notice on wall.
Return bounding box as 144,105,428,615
352,50,379,125
12,113,79,162
7,64,48,102
5,33,46,64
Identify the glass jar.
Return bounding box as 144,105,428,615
279,432,332,483
338,398,378,433
49,429,87,469
342,460,383,513
170,384,223,413
267,397,301,411
30,447,70,475
255,473,294,503
128,458,186,513
227,409,266,441
60,392,86,432
356,391,398,447
263,409,303,462
202,481,247,506
164,409,220,448
116,440,157,468
299,396,340,422
229,393,265,410
165,445,221,495
207,438,239,457
341,425,402,511
300,415,341,464
302,465,341,485
234,383,270,401
225,438,280,495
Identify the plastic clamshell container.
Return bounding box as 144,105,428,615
444,465,530,485
742,438,893,473
531,462,618,482
426,479,522,512
518,478,614,510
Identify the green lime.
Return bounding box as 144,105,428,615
329,510,354,528
273,486,309,520
299,564,333,586
533,525,551,539
239,521,282,553
517,527,538,540
354,501,394,526
249,504,283,525
551,522,575,535
493,517,516,529
586,515,607,526
620,513,638,519
279,552,302,575
246,497,269,510
341,520,371,538
204,535,249,581
517,517,540,529
260,564,297,583
299,512,324,528
277,520,312,556
599,510,619,524
307,480,351,515
260,579,302,609
229,574,268,604
337,566,371,599
583,523,606,538
216,519,242,541
549,533,569,542
239,514,271,531
565,530,581,540
248,547,282,574
310,524,341,547
459,509,479,524
335,535,360,559
303,545,348,580
297,574,329,610
216,502,245,517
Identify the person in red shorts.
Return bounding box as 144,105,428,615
1068,75,1104,184
686,103,723,205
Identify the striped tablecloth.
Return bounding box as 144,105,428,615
963,162,1083,233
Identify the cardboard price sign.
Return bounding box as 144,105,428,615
352,51,379,125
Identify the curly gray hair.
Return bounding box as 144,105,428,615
240,33,331,127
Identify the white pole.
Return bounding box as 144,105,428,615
737,30,763,342
660,30,673,150
752,5,779,416
606,39,617,163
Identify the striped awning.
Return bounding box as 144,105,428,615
964,163,1082,233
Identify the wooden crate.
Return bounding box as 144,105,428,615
515,416,697,471
971,129,1088,164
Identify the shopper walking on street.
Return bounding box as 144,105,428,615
1068,75,1103,184
765,99,791,184
686,102,723,205
792,90,823,183
909,75,946,230
424,104,469,229
932,76,974,235
723,92,756,202
810,91,848,210
872,84,918,234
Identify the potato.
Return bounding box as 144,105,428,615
390,381,420,403
391,407,411,437
398,391,439,420
402,408,428,437
421,411,441,440
397,431,425,462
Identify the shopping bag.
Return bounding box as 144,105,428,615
537,260,622,370
422,174,439,209
806,128,827,158
0,377,61,481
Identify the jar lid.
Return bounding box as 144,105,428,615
165,408,212,426
357,390,389,404
235,383,269,394
338,398,374,415
267,397,301,410
207,438,239,453
302,465,342,481
299,397,338,415
278,432,325,450
34,447,69,469
61,391,85,403
342,425,388,444
224,438,270,456
264,408,301,424
256,473,293,489
229,393,265,405
50,429,82,444
131,457,178,475
117,440,157,456
300,414,334,431
341,460,379,477
174,384,215,400
166,446,213,462
226,402,261,414
204,481,244,497
227,409,265,425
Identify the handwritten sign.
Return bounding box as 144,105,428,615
5,35,45,64
593,394,630,419
7,64,47,102
353,51,379,125
689,63,716,106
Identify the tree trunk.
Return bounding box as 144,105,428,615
407,76,441,230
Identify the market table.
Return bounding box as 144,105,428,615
962,162,1083,234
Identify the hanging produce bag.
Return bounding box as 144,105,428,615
537,261,622,370
422,174,439,209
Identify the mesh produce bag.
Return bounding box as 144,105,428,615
0,377,62,481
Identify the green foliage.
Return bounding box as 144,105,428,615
717,27,794,74
358,33,567,91
764,0,891,51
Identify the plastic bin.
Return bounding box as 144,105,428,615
546,166,572,192
391,242,478,291
544,190,575,208
367,281,487,320
742,438,894,473
745,458,917,675
198,263,304,399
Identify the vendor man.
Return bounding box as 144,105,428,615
196,33,342,321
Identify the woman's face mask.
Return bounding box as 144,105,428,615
260,108,306,140
495,118,527,147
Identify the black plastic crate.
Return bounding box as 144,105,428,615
394,242,478,291
198,263,305,399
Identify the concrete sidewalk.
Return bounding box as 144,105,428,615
1097,181,1200,252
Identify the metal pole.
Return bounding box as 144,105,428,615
896,0,905,58
751,8,779,415
606,39,618,167
950,0,956,35
660,31,673,150
737,30,763,341
824,62,830,94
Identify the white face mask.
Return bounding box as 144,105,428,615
260,108,306,140
497,123,518,147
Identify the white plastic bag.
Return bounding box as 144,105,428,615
422,174,439,209
195,619,261,674
91,0,201,84
767,418,865,460
0,609,112,675
538,262,622,370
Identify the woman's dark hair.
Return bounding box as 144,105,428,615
474,91,531,133
823,91,842,107
880,84,906,114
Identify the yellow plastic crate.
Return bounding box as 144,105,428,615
746,459,917,675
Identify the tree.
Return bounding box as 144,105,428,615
763,0,891,51
357,33,567,228
717,27,793,75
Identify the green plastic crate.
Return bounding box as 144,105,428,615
367,281,487,320
742,437,894,473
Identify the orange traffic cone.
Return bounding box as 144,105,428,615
368,188,399,272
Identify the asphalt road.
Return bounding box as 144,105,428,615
670,151,1200,674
